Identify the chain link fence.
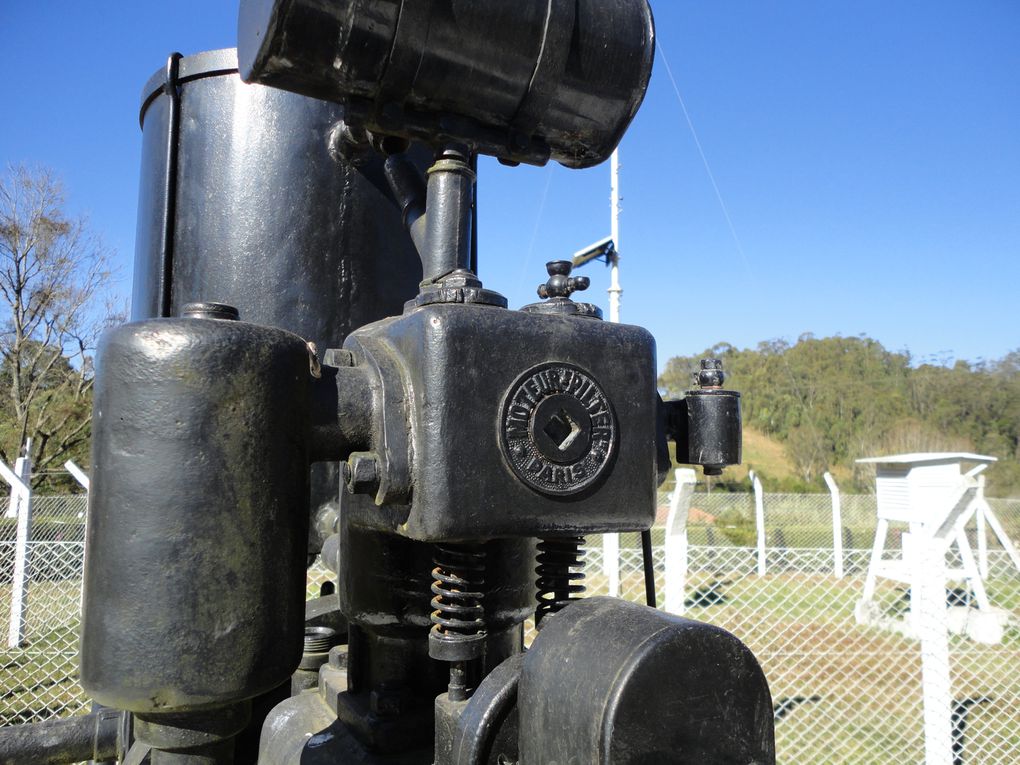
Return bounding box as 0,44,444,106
1,496,88,725
4,492,1019,765
592,489,1020,765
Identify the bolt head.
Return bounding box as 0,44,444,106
328,645,348,670
697,358,725,388
345,453,380,495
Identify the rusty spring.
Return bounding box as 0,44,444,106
535,536,586,627
430,543,487,640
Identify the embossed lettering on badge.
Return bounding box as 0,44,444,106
500,363,617,495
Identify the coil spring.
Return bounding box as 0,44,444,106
535,536,586,626
430,543,487,640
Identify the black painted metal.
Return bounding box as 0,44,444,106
332,509,532,754
133,47,425,558
342,302,659,540
667,358,743,476
641,529,657,607
534,537,586,627
133,704,250,765
81,318,312,714
238,0,655,168
422,147,475,282
519,598,776,764
383,153,428,255
429,544,488,664
446,655,522,765
134,46,422,349
522,260,603,319
157,52,182,318
34,7,776,764
0,709,123,765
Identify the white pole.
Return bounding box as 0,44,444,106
608,148,622,323
917,537,953,765
601,148,623,593
664,469,697,614
980,501,1020,573
750,471,766,576
3,460,18,519
975,503,989,580
64,460,90,491
6,445,34,648
823,472,844,579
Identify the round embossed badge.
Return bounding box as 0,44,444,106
500,363,617,495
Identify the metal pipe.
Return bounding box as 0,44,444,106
383,154,427,256
0,710,122,765
422,147,474,282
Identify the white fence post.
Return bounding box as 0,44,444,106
65,460,90,614
4,446,34,648
750,471,766,576
664,469,697,614
64,460,90,491
823,471,844,579
4,459,18,519
602,532,620,597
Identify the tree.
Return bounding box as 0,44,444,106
0,164,119,489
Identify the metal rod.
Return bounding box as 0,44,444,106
641,529,656,608
422,146,475,282
158,53,183,318
448,661,469,702
470,153,479,275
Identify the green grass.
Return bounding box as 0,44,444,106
0,628,85,725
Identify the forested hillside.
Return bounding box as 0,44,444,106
659,335,1020,497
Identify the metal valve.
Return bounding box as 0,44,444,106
666,358,743,476
537,260,590,299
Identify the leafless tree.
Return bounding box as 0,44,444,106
0,164,119,486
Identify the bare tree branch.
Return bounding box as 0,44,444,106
0,163,120,489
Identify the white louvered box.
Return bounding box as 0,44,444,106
858,452,994,526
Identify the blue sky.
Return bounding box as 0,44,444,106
2,1,1017,369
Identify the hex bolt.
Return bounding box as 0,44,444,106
344,452,380,495
697,358,725,389
328,645,348,670
323,348,354,367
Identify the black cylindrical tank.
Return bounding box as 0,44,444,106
133,48,424,552
133,47,422,328
80,318,312,713
238,0,655,168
